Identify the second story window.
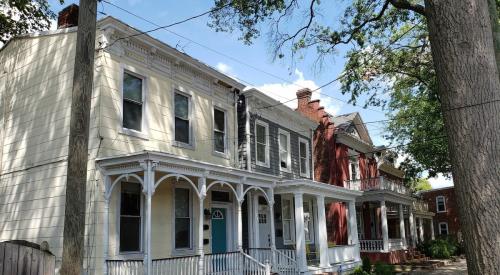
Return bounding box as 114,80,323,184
436,196,446,212
349,156,360,180
122,72,143,132
299,138,310,177
439,222,449,235
120,182,142,253
213,108,226,153
174,92,191,145
255,121,269,166
279,130,291,171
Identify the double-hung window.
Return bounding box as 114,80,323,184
349,156,360,180
122,72,144,132
299,138,310,177
213,108,226,154
119,182,142,253
436,196,446,212
278,130,291,171
174,92,191,145
281,197,294,244
174,188,192,250
439,222,449,235
255,121,269,166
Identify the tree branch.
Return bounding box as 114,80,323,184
389,0,426,16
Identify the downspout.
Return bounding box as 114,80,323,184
233,89,239,168
245,95,251,171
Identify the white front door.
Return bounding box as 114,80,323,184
258,205,271,248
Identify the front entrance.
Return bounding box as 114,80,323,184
211,207,233,253
258,205,271,247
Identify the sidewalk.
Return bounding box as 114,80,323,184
405,258,468,275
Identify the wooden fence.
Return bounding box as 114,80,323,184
0,240,55,275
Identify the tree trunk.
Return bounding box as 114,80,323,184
488,0,500,78
425,0,500,274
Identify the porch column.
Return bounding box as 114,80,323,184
268,188,277,266
316,195,330,268
237,183,244,251
197,175,207,275
409,210,417,247
143,161,155,275
252,192,260,247
430,218,435,240
103,176,110,275
348,200,360,261
294,192,308,272
418,218,424,242
380,200,389,251
399,204,406,248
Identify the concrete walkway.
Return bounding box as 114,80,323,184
406,258,468,275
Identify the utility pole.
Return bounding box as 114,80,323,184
60,1,98,274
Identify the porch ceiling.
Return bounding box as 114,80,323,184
275,179,363,201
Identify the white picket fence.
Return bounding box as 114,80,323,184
107,260,144,275
152,255,199,275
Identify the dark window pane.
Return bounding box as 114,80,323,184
214,131,225,152
175,218,190,249
300,158,307,173
256,124,266,143
175,93,189,119
123,73,142,103
212,191,230,202
175,118,189,143
175,188,190,217
121,184,141,216
257,144,266,163
123,101,142,131
280,151,288,168
120,216,141,252
214,109,225,131
300,142,307,157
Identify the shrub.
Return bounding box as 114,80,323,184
351,266,370,275
373,261,395,275
361,256,371,273
421,238,458,259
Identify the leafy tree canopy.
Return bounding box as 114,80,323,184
413,178,432,192
0,0,63,44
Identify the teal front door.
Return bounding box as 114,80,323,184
211,208,227,253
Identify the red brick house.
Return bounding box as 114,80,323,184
421,187,461,240
295,88,435,264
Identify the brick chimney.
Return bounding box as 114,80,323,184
57,4,79,29
296,88,312,111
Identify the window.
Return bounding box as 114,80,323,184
174,92,191,144
436,196,446,212
349,157,360,180
213,108,226,153
174,188,192,250
278,130,291,171
299,138,310,177
122,72,144,132
120,182,142,252
303,200,314,243
439,222,449,235
255,121,269,166
281,197,294,244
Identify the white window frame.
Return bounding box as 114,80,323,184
172,186,194,255
255,120,270,167
278,129,291,172
118,182,144,255
298,137,310,178
212,106,228,157
438,222,449,235
120,66,149,139
172,88,195,149
348,156,360,180
281,196,295,245
303,199,315,244
436,196,446,213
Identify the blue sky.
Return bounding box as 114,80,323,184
48,0,451,188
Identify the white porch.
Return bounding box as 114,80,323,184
96,152,362,275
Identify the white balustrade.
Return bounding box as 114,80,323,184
107,260,144,275
204,251,271,275
359,240,384,252
328,245,358,264
345,177,409,195
245,248,299,275
388,238,404,251
151,256,199,275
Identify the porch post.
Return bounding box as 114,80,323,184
348,200,360,261
267,187,277,266
399,204,406,248
430,218,435,240
294,192,307,272
418,217,424,242
103,176,110,275
316,195,330,268
143,160,155,275
380,200,389,251
409,211,417,247
252,192,260,247
197,175,207,275
237,183,244,251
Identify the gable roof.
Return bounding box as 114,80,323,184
332,112,373,144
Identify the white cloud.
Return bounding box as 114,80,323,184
253,69,342,115
216,62,236,77
428,173,454,189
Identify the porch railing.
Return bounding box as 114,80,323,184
359,239,384,252
413,200,429,212
328,245,358,264
345,177,409,194
107,260,144,275
205,251,270,275
388,238,404,251
245,248,298,275
152,255,199,275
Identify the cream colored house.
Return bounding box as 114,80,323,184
0,9,363,275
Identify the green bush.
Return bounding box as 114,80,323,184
361,256,371,273
373,261,395,275
351,266,370,275
421,238,458,259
